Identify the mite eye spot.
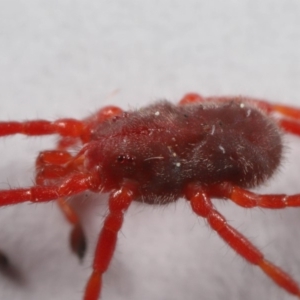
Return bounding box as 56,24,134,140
117,155,126,163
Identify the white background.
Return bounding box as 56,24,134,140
0,1,300,300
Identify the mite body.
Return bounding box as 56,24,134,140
0,93,300,300
87,100,282,205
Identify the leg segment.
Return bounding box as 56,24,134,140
83,180,138,300
184,183,300,297
272,103,300,120
206,182,300,209
36,150,73,167
0,119,86,137
278,118,300,136
57,198,86,260
35,150,84,185
0,172,99,206
35,150,81,184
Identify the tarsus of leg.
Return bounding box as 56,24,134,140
83,181,138,300
184,183,300,297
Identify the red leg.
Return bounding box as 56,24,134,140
272,103,300,120
0,172,99,207
277,118,300,136
0,119,86,137
57,198,86,260
34,151,88,259
35,150,84,185
184,183,300,297
206,182,300,209
83,180,138,300
0,172,94,269
36,150,73,167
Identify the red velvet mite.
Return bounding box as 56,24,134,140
1,93,300,299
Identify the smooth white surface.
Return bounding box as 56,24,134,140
1,1,300,300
